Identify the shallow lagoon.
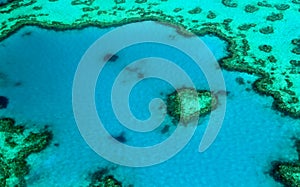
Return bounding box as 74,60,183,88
0,22,299,186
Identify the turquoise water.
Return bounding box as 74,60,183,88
0,22,299,186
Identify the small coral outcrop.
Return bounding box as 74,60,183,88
166,88,217,124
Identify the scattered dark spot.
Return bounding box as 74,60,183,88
0,96,9,109
268,55,277,63
168,34,176,40
161,125,170,134
135,0,147,3
173,8,182,13
235,77,245,85
32,6,42,10
21,31,32,37
54,143,59,147
114,0,125,4
137,72,144,79
113,132,127,143
214,90,230,96
14,81,22,87
103,54,119,62
245,88,251,92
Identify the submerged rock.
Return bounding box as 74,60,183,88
0,96,8,109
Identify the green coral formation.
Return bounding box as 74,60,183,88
237,23,256,31
222,0,238,8
0,118,52,186
0,0,299,118
291,38,300,55
274,4,290,10
258,45,272,53
188,7,202,14
266,12,283,21
270,140,300,187
257,1,272,7
206,11,216,19
244,4,259,13
259,26,274,34
166,88,217,124
271,162,300,187
89,168,122,187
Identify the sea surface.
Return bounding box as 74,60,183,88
0,21,299,186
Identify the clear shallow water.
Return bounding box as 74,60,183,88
0,22,299,186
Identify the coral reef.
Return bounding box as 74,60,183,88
0,0,299,120
259,26,274,34
206,11,216,19
222,0,237,8
274,4,290,11
244,5,259,13
173,8,182,13
291,38,300,55
258,45,272,53
88,168,122,187
188,7,202,14
237,23,256,31
270,162,300,186
0,117,52,186
270,140,300,186
266,13,283,22
166,88,217,124
257,1,272,7
0,96,8,109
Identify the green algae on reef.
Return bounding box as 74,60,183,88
166,88,217,124
0,0,299,119
0,118,52,186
